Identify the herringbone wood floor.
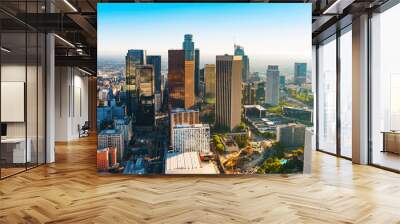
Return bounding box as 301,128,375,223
1,135,400,224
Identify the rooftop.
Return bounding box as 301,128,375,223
165,152,218,175
174,124,210,129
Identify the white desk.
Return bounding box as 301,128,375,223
1,138,31,163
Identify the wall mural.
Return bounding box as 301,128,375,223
97,3,312,175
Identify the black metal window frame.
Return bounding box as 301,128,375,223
315,23,353,161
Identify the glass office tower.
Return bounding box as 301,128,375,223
294,63,307,86
234,45,250,82
125,49,146,116
182,34,194,61
146,55,161,93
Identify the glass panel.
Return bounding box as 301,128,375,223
318,36,337,154
340,29,352,158
1,31,28,178
371,4,400,171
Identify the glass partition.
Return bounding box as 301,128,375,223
339,28,352,158
317,36,337,155
1,30,28,177
370,3,400,171
0,1,46,179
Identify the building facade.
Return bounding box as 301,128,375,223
135,65,155,127
170,108,200,128
195,49,200,97
98,129,125,161
168,50,195,109
182,34,194,61
125,49,146,116
242,82,256,105
265,65,280,106
146,55,162,93
234,44,250,82
276,123,306,148
204,64,216,101
294,62,307,86
215,55,242,131
171,124,211,154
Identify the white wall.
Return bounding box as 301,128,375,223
55,67,89,141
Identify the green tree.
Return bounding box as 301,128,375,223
215,143,225,154
234,135,249,148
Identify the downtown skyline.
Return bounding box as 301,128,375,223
98,3,312,73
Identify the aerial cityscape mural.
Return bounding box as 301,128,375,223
97,3,312,175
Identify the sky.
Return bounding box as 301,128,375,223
98,3,312,73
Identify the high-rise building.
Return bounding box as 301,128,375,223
215,55,242,131
125,49,146,115
234,45,250,82
135,65,155,127
294,63,307,86
242,82,256,105
265,65,280,106
182,34,200,97
199,68,205,97
97,147,118,171
280,75,286,89
98,130,124,161
276,123,306,148
171,124,211,154
182,34,194,60
184,60,195,109
195,49,200,97
170,108,200,144
168,50,195,109
204,64,216,101
146,55,161,93
256,81,265,103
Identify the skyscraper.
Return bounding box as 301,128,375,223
204,64,216,101
126,49,146,116
199,68,205,97
265,65,280,106
280,75,286,89
294,62,307,85
182,34,200,97
182,34,194,60
215,55,242,131
146,55,161,93
195,49,200,96
168,50,195,109
234,45,250,82
135,65,155,127
184,60,195,109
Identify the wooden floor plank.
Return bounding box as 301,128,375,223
0,135,399,223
